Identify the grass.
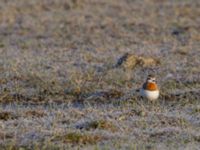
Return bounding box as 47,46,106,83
52,132,106,145
76,120,117,132
0,0,200,149
0,111,18,121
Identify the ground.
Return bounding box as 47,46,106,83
0,0,200,149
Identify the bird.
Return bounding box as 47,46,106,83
140,74,159,101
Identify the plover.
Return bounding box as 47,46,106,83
140,74,159,101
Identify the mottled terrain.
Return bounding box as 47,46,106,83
0,0,200,149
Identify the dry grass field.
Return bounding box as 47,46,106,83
0,0,200,149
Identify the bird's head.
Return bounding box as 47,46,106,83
146,74,156,83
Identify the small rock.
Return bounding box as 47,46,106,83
137,56,160,67
116,53,160,69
